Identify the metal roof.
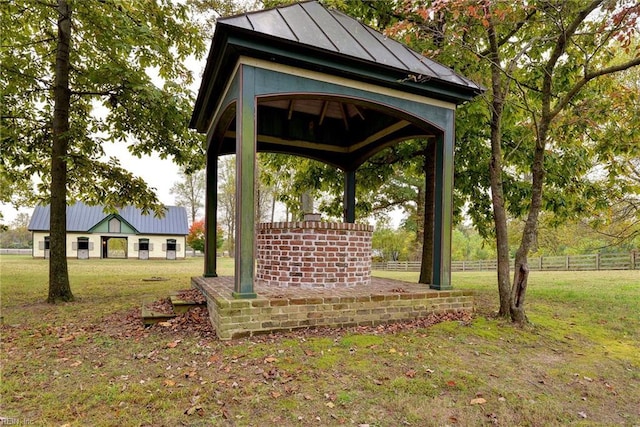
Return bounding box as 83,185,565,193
220,1,481,90
190,1,485,132
28,203,189,235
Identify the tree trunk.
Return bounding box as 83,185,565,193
48,0,73,303
510,138,546,323
486,20,511,317
419,141,435,284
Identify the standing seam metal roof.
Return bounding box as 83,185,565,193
217,1,482,91
28,203,189,235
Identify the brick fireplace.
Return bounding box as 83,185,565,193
256,221,373,288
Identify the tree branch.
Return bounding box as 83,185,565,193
479,8,537,57
542,0,603,122
550,56,640,119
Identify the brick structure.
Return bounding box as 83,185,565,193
193,276,474,340
256,221,373,288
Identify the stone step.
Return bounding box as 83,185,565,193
169,294,207,314
141,306,176,326
141,291,207,326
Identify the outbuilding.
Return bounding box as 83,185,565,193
28,203,188,260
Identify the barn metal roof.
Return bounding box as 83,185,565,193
190,0,484,132
28,203,189,235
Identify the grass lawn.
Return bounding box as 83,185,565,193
1,255,638,426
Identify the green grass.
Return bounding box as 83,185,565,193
1,255,639,426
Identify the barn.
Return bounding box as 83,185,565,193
28,203,188,260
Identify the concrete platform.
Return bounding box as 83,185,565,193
192,276,474,340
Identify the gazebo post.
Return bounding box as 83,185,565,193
204,149,218,277
431,132,454,290
233,65,257,299
343,169,356,223
420,139,436,285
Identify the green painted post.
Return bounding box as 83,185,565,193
431,132,454,290
344,169,356,223
233,65,257,299
204,149,218,277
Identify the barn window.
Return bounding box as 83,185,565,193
166,239,177,251
44,236,50,249
108,217,121,233
78,237,89,250
139,239,149,251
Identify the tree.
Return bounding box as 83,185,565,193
171,169,206,225
0,213,32,249
386,0,640,323
187,219,206,253
218,156,236,255
1,0,220,302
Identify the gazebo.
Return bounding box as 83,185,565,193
190,1,483,339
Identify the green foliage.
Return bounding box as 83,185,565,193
372,225,416,261
1,0,211,213
451,225,496,261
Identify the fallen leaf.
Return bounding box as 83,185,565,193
389,348,397,353
264,357,278,364
578,411,587,419
326,402,335,408
271,391,282,399
164,379,176,387
405,369,417,378
470,397,487,405
447,380,456,387
166,340,180,349
185,405,203,416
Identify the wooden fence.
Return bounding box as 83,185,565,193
372,251,639,272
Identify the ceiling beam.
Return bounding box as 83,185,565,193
318,101,329,126
287,100,295,120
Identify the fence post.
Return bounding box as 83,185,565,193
632,251,637,270
596,253,600,271
566,255,570,270
540,256,543,270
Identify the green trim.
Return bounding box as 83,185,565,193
89,214,138,234
234,64,257,296
431,130,454,290
204,150,218,277
227,36,478,104
232,291,257,299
